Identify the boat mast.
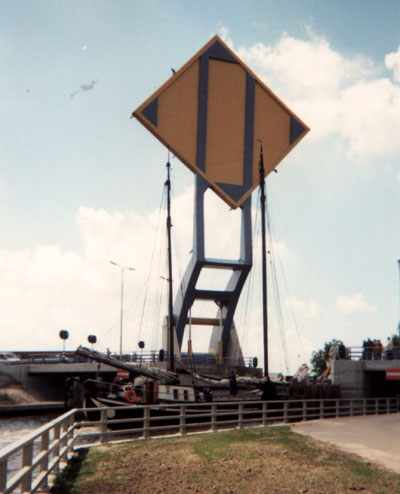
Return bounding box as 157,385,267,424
397,259,400,334
258,145,269,379
165,159,175,372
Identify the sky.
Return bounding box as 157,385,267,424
1,0,400,374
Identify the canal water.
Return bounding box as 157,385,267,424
0,415,57,449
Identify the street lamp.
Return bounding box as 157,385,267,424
59,329,69,354
110,261,135,356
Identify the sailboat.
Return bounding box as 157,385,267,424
68,155,285,409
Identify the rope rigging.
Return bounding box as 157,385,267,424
265,193,290,375
135,184,167,350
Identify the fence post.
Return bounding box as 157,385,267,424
375,398,378,415
335,399,339,418
68,412,75,453
53,423,61,472
283,401,289,423
302,400,307,421
238,404,244,429
0,458,7,493
61,419,69,465
22,441,33,493
211,404,217,432
262,402,268,426
180,406,186,436
39,430,50,490
100,409,108,444
143,407,150,439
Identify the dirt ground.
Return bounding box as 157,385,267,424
0,385,38,404
55,426,400,494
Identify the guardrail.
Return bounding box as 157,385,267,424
1,397,399,493
345,346,400,361
0,410,75,494
111,352,257,368
73,397,400,446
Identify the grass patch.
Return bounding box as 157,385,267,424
50,449,89,494
64,427,400,494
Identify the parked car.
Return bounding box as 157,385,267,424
0,352,20,363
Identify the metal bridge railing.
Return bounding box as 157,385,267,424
345,346,400,361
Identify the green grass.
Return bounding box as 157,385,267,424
192,426,301,460
50,449,89,494
53,427,400,494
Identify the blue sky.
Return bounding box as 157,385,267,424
1,1,400,373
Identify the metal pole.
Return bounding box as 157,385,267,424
120,268,124,356
397,259,400,333
166,161,175,372
110,261,135,356
259,145,269,379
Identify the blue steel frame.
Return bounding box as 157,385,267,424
173,174,252,356
173,39,255,356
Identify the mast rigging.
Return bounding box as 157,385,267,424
258,145,269,379
165,159,175,372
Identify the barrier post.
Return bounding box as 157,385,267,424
180,406,186,436
0,458,7,492
211,405,217,431
100,409,108,444
53,423,61,472
68,412,75,453
262,402,267,426
143,407,150,439
283,401,289,423
238,404,244,429
21,441,33,493
40,430,50,489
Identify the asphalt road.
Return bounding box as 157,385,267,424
292,413,400,473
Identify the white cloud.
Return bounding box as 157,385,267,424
284,296,319,319
221,28,400,161
336,293,377,314
0,188,255,355
385,45,400,83
219,26,234,49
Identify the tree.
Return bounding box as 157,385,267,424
310,338,344,376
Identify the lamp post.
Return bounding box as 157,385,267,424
110,261,135,356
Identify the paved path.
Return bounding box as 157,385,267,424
292,413,400,473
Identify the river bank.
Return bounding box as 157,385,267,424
0,384,39,405
0,384,64,416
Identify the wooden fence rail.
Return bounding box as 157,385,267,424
1,397,399,493
0,410,75,494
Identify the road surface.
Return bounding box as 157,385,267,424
292,413,400,472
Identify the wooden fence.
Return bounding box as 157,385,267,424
1,397,399,493
0,410,75,494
